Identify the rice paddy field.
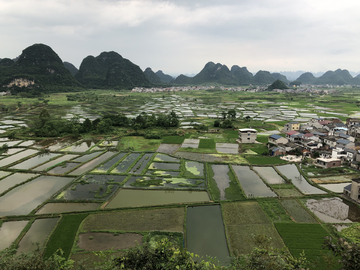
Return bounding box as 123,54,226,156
1,89,359,269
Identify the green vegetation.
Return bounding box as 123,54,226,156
280,199,317,223
44,214,88,259
222,201,284,255
257,198,293,223
275,223,337,270
198,138,216,149
161,136,184,144
341,223,360,243
117,136,161,151
245,156,288,165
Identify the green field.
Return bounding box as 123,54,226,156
162,136,185,144
222,201,285,255
198,138,216,149
257,198,293,223
81,208,185,233
44,214,88,259
245,156,288,165
117,136,161,151
280,199,318,223
275,223,338,270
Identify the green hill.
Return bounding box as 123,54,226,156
230,65,253,85
144,67,162,84
268,79,288,90
63,61,79,76
75,51,151,89
253,70,276,85
156,70,174,83
0,44,81,93
296,72,317,84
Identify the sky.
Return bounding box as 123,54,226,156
1,0,360,77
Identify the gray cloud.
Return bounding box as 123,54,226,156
1,0,360,75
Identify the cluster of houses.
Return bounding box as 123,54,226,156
263,118,360,169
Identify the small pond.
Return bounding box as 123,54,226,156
231,166,276,198
17,218,59,254
187,205,230,265
106,189,210,208
253,167,285,184
276,164,326,195
0,220,29,251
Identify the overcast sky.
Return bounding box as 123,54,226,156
1,0,360,76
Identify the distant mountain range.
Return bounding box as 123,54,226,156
1,43,360,93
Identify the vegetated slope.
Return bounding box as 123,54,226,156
75,51,151,89
230,65,253,85
144,67,162,84
271,73,289,84
253,70,277,85
296,69,359,85
156,70,174,83
0,43,81,93
296,72,317,84
63,61,79,76
174,62,260,86
268,79,288,90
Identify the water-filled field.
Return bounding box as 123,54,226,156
106,189,210,208
186,205,230,264
231,165,276,198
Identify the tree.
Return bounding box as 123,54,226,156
39,108,50,126
214,120,220,127
114,239,217,270
221,111,227,120
228,109,236,119
221,119,233,128
323,237,360,270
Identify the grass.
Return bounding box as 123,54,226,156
280,199,317,223
275,223,337,270
271,184,303,197
241,144,268,155
176,147,218,154
301,165,358,176
198,138,216,149
162,136,185,144
44,213,88,259
255,135,269,143
81,208,185,233
225,167,246,201
222,201,285,255
245,156,288,165
257,198,293,223
206,163,221,200
117,136,161,151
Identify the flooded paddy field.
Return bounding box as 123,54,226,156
9,152,61,170
187,205,230,264
17,218,59,254
0,176,74,216
276,164,326,195
0,220,29,251
253,166,285,184
1,90,359,264
304,197,360,223
77,232,143,251
111,153,141,173
106,189,210,208
231,165,276,198
36,202,101,214
0,172,38,194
